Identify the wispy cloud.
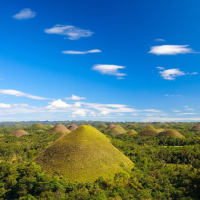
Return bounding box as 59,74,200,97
172,110,181,112
157,67,185,80
177,113,197,115
0,103,11,108
154,39,166,42
185,107,194,111
165,94,181,97
72,110,86,116
157,67,198,80
0,89,48,100
143,117,200,122
44,25,93,40
13,8,36,20
62,49,101,55
149,45,196,55
92,64,126,78
66,94,86,100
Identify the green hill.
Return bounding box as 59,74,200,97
157,129,184,138
30,123,46,130
34,125,134,182
126,130,137,135
139,125,159,136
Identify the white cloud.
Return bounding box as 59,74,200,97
149,45,195,55
13,8,36,20
44,25,93,40
66,94,86,100
74,102,81,108
143,117,200,122
46,99,71,109
89,111,96,116
100,111,109,115
13,104,28,107
62,49,101,55
185,107,194,111
0,89,48,100
177,113,197,115
172,110,181,112
190,72,198,75
157,68,185,80
92,64,126,78
143,109,161,113
72,110,86,116
154,39,165,42
165,94,181,97
156,66,165,70
0,103,11,108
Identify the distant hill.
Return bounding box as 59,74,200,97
47,124,70,139
126,130,137,135
48,124,70,133
68,124,78,131
34,125,134,182
139,125,159,136
30,123,46,130
192,126,200,130
157,129,184,138
107,124,126,137
11,130,29,137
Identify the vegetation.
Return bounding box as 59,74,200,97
0,121,200,199
34,125,134,182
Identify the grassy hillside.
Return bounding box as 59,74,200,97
158,129,185,138
34,125,134,182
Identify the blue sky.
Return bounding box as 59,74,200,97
0,0,200,122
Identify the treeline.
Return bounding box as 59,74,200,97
0,122,200,199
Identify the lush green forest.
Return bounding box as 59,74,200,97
0,122,200,199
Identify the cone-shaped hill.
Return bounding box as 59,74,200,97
11,130,29,137
157,129,184,138
68,124,78,131
192,126,200,130
139,125,159,136
34,125,134,182
126,130,137,135
107,124,126,137
107,124,116,131
126,124,137,130
98,123,108,129
47,124,70,138
48,124,70,133
30,123,46,130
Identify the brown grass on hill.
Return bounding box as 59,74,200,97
50,124,70,132
108,125,126,137
11,130,29,137
157,129,184,138
68,124,78,131
107,124,116,131
34,125,134,182
126,130,137,135
192,126,200,130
